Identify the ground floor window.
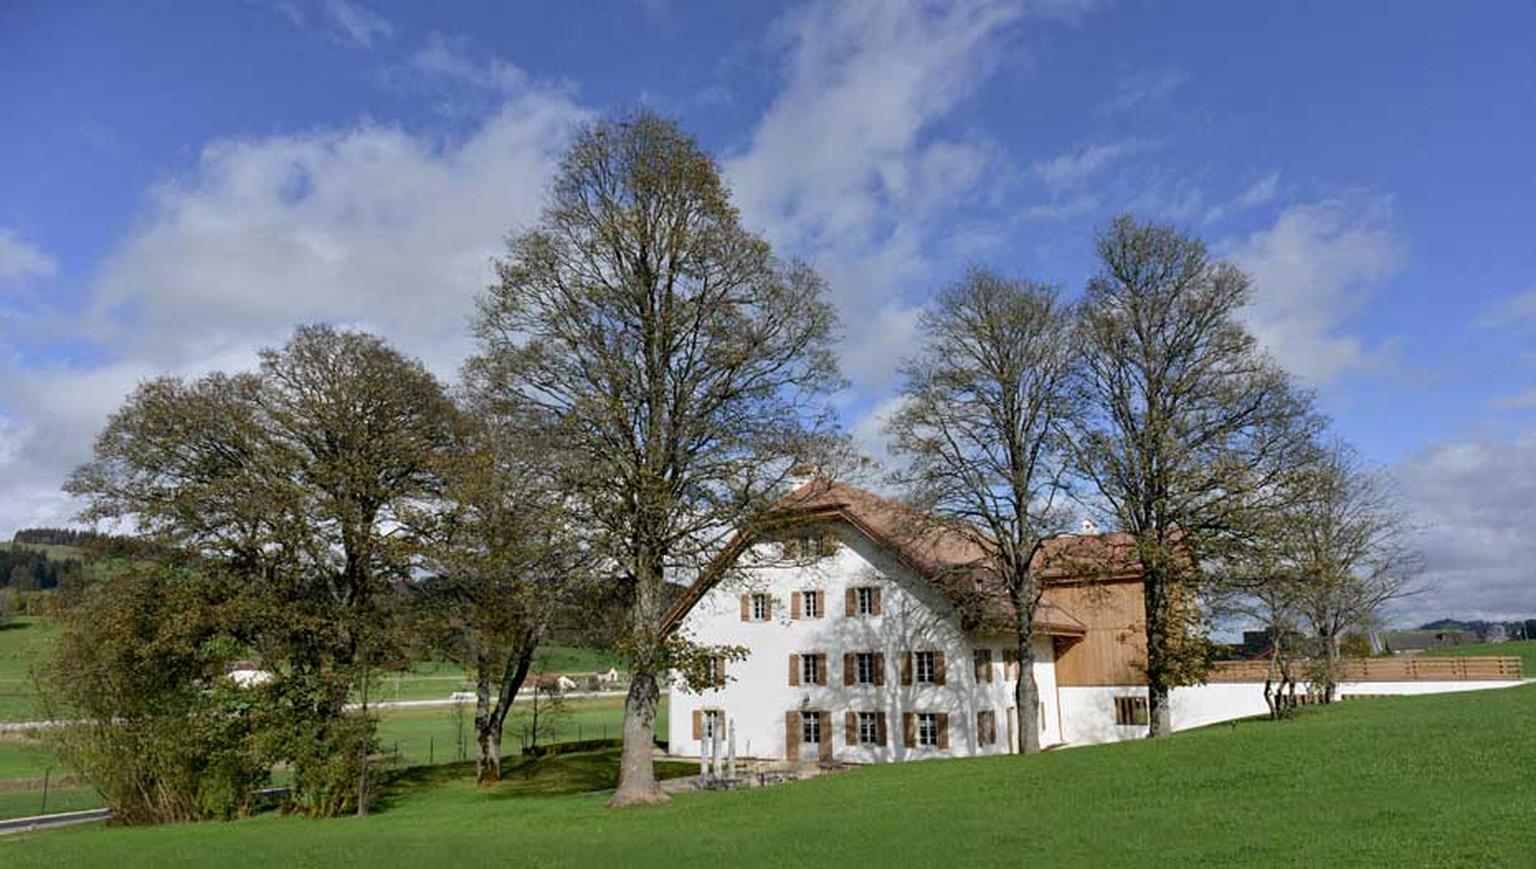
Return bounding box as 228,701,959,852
1114,695,1149,726
802,710,822,744
916,712,939,746
858,712,878,744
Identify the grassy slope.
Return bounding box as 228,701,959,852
0,618,58,722
6,684,1534,867
1424,639,1536,673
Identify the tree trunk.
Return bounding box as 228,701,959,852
1014,634,1041,753
611,669,665,806
1322,632,1340,704
1143,561,1172,738
475,633,537,786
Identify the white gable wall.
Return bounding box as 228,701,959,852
668,522,1062,762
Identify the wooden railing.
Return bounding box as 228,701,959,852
1206,655,1525,684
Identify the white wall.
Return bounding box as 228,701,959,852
1060,678,1527,745
667,523,1061,762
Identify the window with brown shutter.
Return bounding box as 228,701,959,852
804,590,822,618
914,650,935,684
791,592,802,619
871,587,882,615
692,709,703,740
876,712,888,745
1002,647,1020,680
937,713,950,749
873,652,886,686
845,711,857,745
814,654,827,686
903,712,916,748
843,652,855,686
974,649,993,682
789,654,800,686
845,587,856,616
915,712,939,747
740,594,750,622
900,651,913,685
933,650,946,685
853,652,877,685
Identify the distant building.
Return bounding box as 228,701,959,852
1380,630,1479,654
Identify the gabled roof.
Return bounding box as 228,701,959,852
661,479,1144,636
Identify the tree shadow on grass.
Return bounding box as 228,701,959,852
374,749,697,812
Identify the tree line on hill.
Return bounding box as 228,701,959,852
44,110,1420,825
0,545,82,592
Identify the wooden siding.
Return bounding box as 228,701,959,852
1046,579,1147,687
1207,656,1525,683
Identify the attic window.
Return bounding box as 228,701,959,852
782,529,838,560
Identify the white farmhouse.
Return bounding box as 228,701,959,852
665,479,1527,763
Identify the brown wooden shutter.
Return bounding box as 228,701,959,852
990,712,997,744
814,590,825,618
975,649,992,683
876,712,888,745
740,594,749,621
785,711,801,762
819,715,833,762
978,711,987,745
815,654,827,686
791,592,802,619
934,650,946,686
692,710,702,740
764,596,773,620
903,713,916,748
871,587,882,615
873,652,886,686
845,711,857,745
937,713,950,749
901,652,913,685
845,588,856,616
789,654,800,686
843,653,855,686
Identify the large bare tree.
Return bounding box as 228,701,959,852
1073,215,1319,737
471,111,842,805
887,270,1079,753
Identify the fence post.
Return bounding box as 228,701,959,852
429,736,434,766
40,767,50,816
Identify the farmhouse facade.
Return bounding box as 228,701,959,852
664,478,1526,763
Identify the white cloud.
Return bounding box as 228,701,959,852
1393,433,1536,623
0,62,587,534
1235,171,1280,209
1101,65,1187,112
1228,198,1405,382
1029,140,1138,190
323,0,392,48
726,0,1060,393
0,229,56,282
1492,387,1536,410
410,33,529,94
1478,284,1536,328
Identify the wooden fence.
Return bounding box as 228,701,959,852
1206,655,1525,684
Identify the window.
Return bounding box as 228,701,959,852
974,648,993,682
801,653,823,686
856,586,874,615
704,655,726,689
857,712,879,744
802,710,822,744
916,713,939,747
855,652,877,685
977,710,997,745
783,529,837,560
751,593,769,621
914,651,936,684
1114,696,1149,726
1001,648,1020,680
801,590,822,618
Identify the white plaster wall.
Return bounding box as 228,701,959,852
1060,678,1527,745
667,523,1059,763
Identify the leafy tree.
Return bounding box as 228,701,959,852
471,111,843,805
887,270,1080,753
66,325,456,815
1073,215,1319,736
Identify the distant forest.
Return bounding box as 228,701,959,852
1418,618,1536,641
11,527,171,561
0,543,83,590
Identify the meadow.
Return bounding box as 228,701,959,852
3,681,1532,866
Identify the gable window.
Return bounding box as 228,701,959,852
858,712,880,744
914,651,936,684
802,590,822,618
1114,696,1149,727
783,529,838,561
916,713,939,747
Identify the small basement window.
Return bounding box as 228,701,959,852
1114,696,1149,727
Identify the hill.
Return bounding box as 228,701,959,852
1424,639,1536,674
5,682,1533,866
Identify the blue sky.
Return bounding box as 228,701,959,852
2,0,1533,621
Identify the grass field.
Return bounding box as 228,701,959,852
4,683,1532,866
1424,639,1536,673
373,696,656,767
0,618,58,722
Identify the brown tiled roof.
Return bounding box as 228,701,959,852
662,479,1144,635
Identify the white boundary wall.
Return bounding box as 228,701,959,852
1060,679,1527,745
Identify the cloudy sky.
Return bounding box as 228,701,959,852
2,1,1533,624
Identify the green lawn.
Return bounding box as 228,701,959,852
1423,639,1536,674
0,618,58,722
373,696,658,766
5,683,1533,866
